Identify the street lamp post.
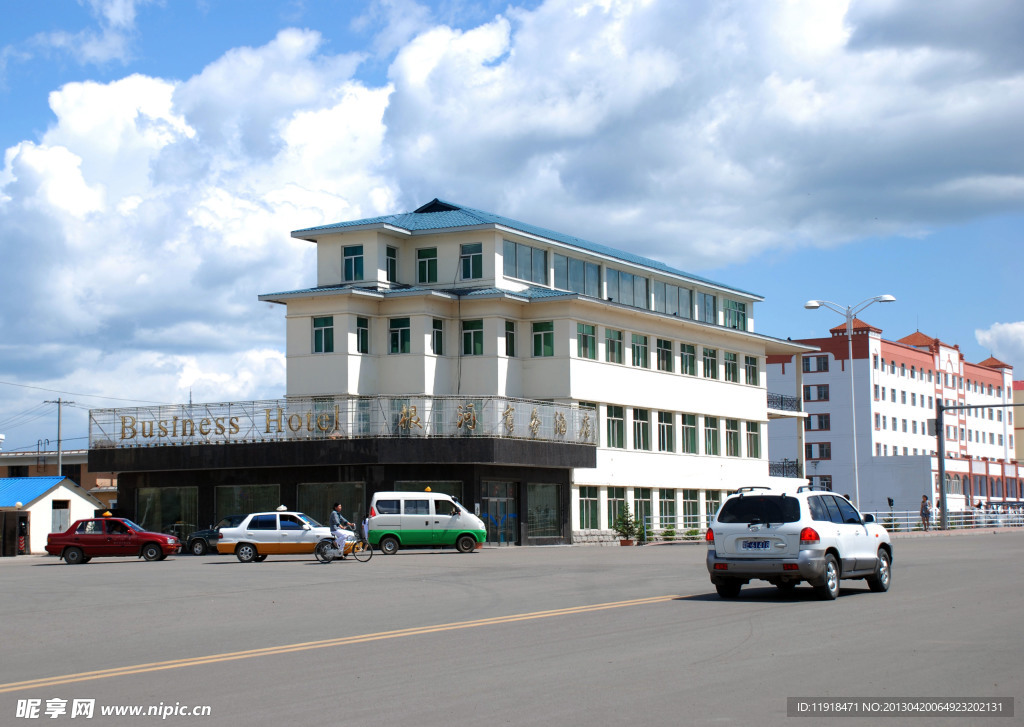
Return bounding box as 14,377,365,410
804,295,896,509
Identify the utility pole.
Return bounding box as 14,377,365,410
43,398,74,477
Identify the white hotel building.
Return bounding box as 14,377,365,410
768,321,1018,514
91,199,810,545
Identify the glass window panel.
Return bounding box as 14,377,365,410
569,257,585,294
585,262,600,298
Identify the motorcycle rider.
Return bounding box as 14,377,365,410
329,503,356,554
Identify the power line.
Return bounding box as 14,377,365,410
0,380,173,405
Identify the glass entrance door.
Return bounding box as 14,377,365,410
481,481,518,546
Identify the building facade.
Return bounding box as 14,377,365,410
768,321,1018,513
90,199,809,544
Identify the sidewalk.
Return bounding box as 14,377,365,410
889,526,1024,539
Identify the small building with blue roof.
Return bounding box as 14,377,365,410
0,476,103,556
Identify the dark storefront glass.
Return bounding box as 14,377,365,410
136,486,198,538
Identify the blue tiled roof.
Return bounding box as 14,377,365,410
0,476,68,507
292,199,759,299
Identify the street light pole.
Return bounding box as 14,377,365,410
804,295,896,509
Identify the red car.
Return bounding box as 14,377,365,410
45,517,180,564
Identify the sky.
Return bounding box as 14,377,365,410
1,0,1022,454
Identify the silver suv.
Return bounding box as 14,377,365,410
706,486,892,600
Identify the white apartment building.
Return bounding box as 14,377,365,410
262,199,811,542
90,199,810,545
768,321,1018,514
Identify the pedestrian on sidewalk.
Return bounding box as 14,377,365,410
920,495,930,532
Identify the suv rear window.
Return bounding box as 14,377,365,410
718,495,801,524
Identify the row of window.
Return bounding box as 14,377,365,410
944,427,1011,447
344,239,749,329
578,486,724,531
872,354,1006,398
873,443,935,456
602,407,761,458
313,317,761,380
578,324,759,383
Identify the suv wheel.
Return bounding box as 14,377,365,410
190,539,208,556
867,549,891,593
815,554,840,600
715,581,742,599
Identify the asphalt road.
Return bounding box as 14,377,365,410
2,532,1021,726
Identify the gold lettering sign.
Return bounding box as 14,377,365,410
529,408,541,437
502,405,515,435
456,403,477,430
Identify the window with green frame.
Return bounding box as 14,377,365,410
533,321,554,357
724,352,739,383
680,343,696,376
746,422,760,458
704,416,720,455
682,489,699,530
579,486,599,530
633,408,651,450
605,329,623,363
659,489,676,528
631,334,649,368
606,405,625,448
417,248,437,283
634,488,652,533
607,486,626,529
461,243,483,280
343,245,364,281
431,319,444,355
386,246,398,283
681,414,698,454
462,320,483,355
657,411,674,452
744,355,759,385
313,316,333,353
702,347,718,379
577,323,596,359
355,317,368,354
389,318,411,354
657,339,673,372
723,299,747,330
505,321,516,356
725,418,741,456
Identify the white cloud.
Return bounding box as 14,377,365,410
976,322,1024,374
3,0,1024,449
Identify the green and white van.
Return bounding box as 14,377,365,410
368,491,486,555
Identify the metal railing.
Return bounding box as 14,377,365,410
767,392,801,412
864,509,1024,532
89,395,599,449
769,459,803,478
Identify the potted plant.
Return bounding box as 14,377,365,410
612,505,638,545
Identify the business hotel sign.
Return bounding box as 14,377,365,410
90,396,598,449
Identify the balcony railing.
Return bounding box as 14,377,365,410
769,459,803,478
89,395,599,450
767,392,802,412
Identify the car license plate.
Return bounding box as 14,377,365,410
742,539,770,550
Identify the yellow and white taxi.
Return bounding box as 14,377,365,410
216,507,332,562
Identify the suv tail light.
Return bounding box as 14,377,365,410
799,527,820,545
705,528,715,542
370,505,377,518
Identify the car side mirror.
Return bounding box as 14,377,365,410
302,524,311,530
862,514,874,523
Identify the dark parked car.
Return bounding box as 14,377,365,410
45,517,180,564
185,515,245,556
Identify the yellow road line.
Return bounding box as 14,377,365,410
0,594,679,693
